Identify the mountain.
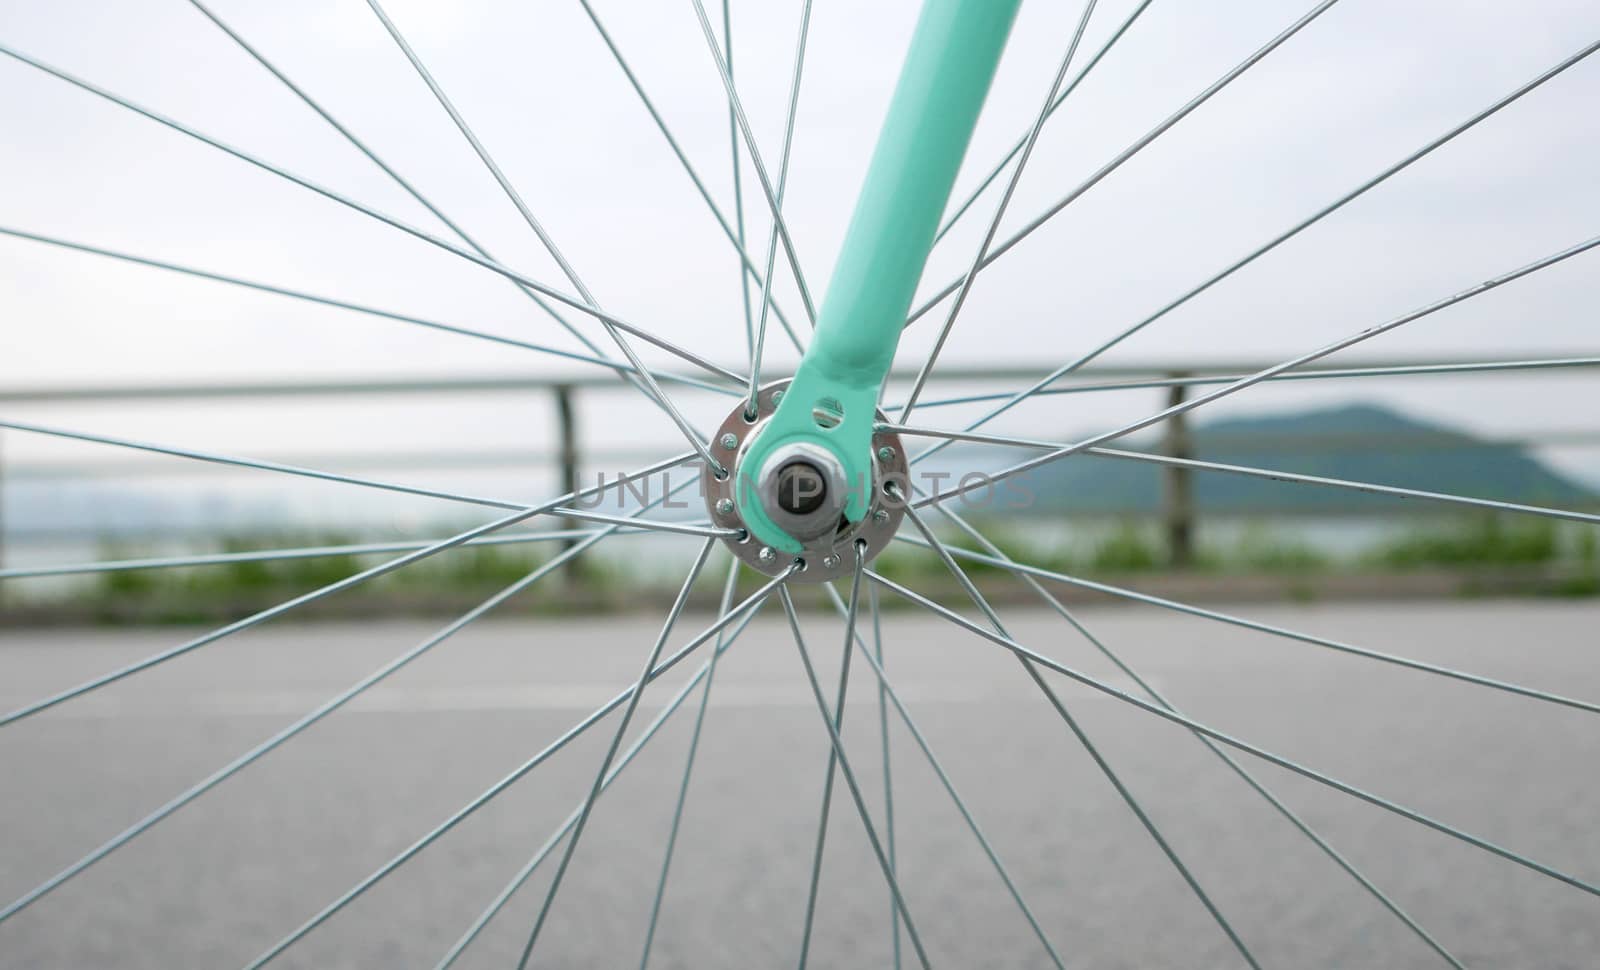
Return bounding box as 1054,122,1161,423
986,403,1596,515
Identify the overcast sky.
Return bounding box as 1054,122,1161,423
2,0,1598,517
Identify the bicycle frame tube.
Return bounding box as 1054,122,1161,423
739,0,1021,552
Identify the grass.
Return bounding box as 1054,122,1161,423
1364,515,1562,569
80,530,579,623
9,513,1595,623
876,518,1331,579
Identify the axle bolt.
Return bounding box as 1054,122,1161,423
774,460,828,516
719,432,739,451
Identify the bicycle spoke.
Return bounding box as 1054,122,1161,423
902,0,1343,332
515,539,717,967
870,571,1600,899
687,0,819,323
576,0,809,344
819,581,1065,970
911,232,1600,501
554,509,731,538
440,573,767,970
182,0,633,376
244,566,793,969
0,226,738,392
895,533,1600,716
0,517,632,925
870,582,908,966
778,585,933,970
637,555,742,970
931,0,1155,247
896,355,1600,411
864,582,902,966
899,498,1259,968
721,0,756,365
0,452,692,727
926,503,1465,967
897,0,1098,423
0,43,741,388
907,36,1600,458
747,0,816,417
795,542,865,970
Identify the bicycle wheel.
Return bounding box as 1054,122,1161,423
3,0,1599,967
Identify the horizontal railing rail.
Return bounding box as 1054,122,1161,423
3,356,1597,568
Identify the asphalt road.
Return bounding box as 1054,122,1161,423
2,598,1598,969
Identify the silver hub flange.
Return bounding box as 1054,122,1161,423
703,380,908,583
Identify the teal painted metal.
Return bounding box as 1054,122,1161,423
740,0,1022,552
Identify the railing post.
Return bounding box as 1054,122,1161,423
0,428,6,572
554,384,579,577
1161,374,1194,569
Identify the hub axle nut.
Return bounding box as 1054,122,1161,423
754,442,849,542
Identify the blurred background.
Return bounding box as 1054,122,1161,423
3,0,1598,619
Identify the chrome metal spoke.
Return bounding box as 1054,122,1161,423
687,0,820,323
896,355,1600,411
245,567,793,970
0,516,630,925
907,36,1600,456
777,585,932,970
637,555,742,970
366,0,725,473
0,226,738,392
899,498,1259,968
902,0,1343,333
911,232,1600,502
794,541,865,970
869,581,903,970
887,424,1600,526
555,508,734,539
820,581,1065,970
0,43,742,388
515,539,717,967
870,571,1600,899
747,0,816,417
366,0,578,298
439,571,766,970
926,503,1465,967
721,0,757,365
183,0,632,379
897,0,1098,423
576,0,809,346
0,452,692,727
931,0,1155,247
0,418,718,536
894,533,1600,716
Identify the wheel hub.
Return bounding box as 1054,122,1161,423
704,380,907,583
